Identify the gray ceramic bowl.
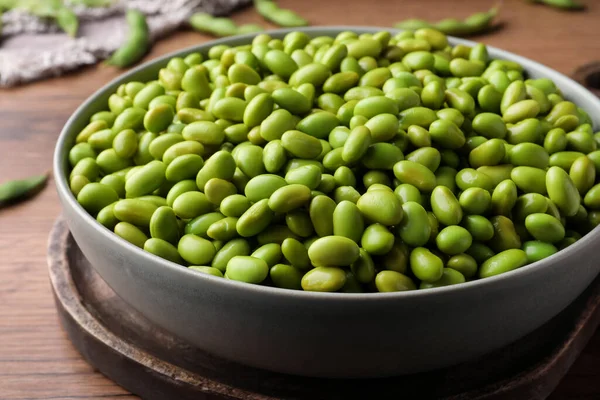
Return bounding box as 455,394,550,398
54,26,600,378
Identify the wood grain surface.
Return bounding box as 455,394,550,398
1,0,599,398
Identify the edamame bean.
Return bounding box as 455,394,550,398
333,201,364,243
237,199,274,237
211,238,251,272
308,236,360,266
459,187,491,215
270,264,304,290
144,238,183,264
301,267,347,292
281,130,323,159
150,206,180,244
268,184,312,213
546,166,581,217
428,119,466,149
410,247,443,283
226,256,269,283
356,190,403,226
522,240,558,263
491,179,517,216
436,226,472,255
185,212,225,238
419,268,466,289
489,215,522,252
281,238,311,269
396,201,430,247
393,160,436,192
114,222,148,248
178,234,216,265
525,213,565,243
479,249,528,278
511,166,547,195
375,270,416,292
570,156,596,195
206,217,239,241
196,151,236,191
77,183,119,215
172,191,212,219
252,243,283,266
361,223,395,255
430,186,462,226
469,138,505,168
244,174,287,202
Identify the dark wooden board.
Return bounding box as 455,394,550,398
47,217,600,400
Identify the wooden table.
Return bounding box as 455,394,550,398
1,0,599,398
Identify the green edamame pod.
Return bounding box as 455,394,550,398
107,10,150,68
189,13,238,37
333,200,364,243
255,1,308,28
479,249,528,279
0,174,47,205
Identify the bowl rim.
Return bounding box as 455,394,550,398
54,25,600,301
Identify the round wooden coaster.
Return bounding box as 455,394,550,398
47,217,600,400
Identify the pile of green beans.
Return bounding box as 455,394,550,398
68,29,600,293
254,0,308,27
